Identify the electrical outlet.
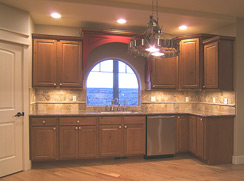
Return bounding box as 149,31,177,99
185,97,189,102
151,96,156,102
213,97,216,103
224,98,228,104
73,96,77,102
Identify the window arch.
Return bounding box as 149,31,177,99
86,59,139,106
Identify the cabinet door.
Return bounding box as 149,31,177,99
33,39,57,87
151,57,178,89
204,41,218,89
196,117,205,159
176,115,189,153
179,38,200,89
123,120,145,156
59,126,78,159
189,116,197,155
58,41,82,88
98,125,122,157
31,127,57,160
78,126,97,158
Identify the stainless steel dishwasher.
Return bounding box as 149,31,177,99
145,115,176,158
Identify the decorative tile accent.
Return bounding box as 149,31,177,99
31,88,235,114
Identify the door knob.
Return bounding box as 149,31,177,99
15,112,24,117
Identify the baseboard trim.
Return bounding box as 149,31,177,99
232,155,244,164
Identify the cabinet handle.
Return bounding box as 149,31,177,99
42,120,46,124
53,127,56,130
60,83,63,86
79,127,81,130
119,126,121,129
203,85,205,88
53,83,56,86
77,120,80,123
124,125,127,128
75,127,78,130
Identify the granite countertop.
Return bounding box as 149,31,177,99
29,110,235,117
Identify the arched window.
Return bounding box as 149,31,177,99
87,59,139,106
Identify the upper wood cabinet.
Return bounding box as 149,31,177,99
202,36,234,90
146,57,178,90
32,35,83,88
179,38,200,89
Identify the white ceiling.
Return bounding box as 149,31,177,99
0,0,242,35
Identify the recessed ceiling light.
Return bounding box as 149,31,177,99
51,12,61,19
179,25,188,30
117,18,127,24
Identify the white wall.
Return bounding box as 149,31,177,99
233,17,244,164
35,24,80,36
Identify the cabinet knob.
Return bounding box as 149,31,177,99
177,116,180,119
77,120,80,123
53,127,56,130
124,125,127,129
119,126,121,129
53,83,56,86
75,127,78,130
79,127,81,130
203,85,205,88
60,83,63,86
200,118,203,121
42,120,46,124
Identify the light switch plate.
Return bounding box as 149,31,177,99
213,97,216,103
224,98,228,104
185,97,189,102
151,96,156,102
73,96,77,102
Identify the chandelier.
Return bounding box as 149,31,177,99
128,0,179,58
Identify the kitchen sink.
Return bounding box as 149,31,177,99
99,111,140,114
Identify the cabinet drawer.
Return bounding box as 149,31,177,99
99,117,122,125
124,116,146,124
59,117,97,126
31,117,57,126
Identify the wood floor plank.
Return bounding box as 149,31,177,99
2,155,244,181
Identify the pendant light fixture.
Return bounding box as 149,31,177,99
128,0,179,58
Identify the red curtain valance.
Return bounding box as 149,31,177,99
83,32,131,67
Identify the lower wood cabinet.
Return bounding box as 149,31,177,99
59,117,97,159
30,117,58,160
123,116,146,156
98,116,146,157
176,115,189,153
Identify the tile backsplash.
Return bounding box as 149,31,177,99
30,88,235,114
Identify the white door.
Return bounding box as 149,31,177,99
0,41,23,177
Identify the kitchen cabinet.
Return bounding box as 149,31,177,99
32,35,83,88
189,116,197,155
203,36,234,90
188,116,234,165
176,115,189,153
123,116,145,156
98,116,146,157
59,117,97,159
179,38,200,89
196,117,206,159
148,57,178,89
30,117,58,161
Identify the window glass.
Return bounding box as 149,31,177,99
87,59,139,106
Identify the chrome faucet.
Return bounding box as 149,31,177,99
123,100,127,111
110,98,118,111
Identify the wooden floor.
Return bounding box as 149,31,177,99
2,155,244,181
